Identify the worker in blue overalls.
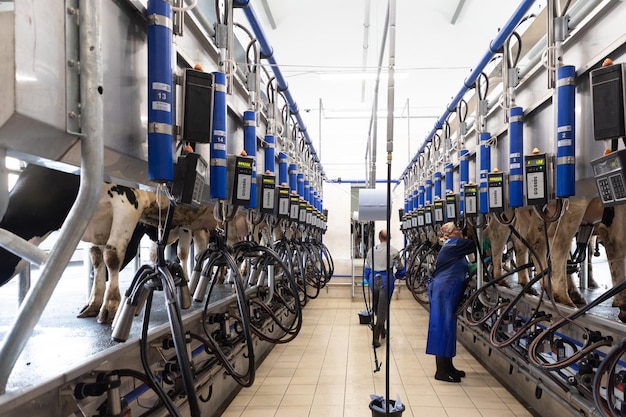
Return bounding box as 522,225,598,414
364,229,405,348
426,222,476,382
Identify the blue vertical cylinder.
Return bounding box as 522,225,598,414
289,164,298,193
404,195,409,213
244,111,257,209
297,173,304,197
425,179,433,205
278,153,288,185
412,189,418,212
418,185,425,208
434,172,442,200
459,149,469,215
509,106,524,207
210,72,227,199
304,180,310,204
264,135,275,174
556,65,576,198
147,0,173,182
479,132,491,214
445,163,454,194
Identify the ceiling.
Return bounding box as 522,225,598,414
241,0,547,182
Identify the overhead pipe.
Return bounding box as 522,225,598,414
233,0,325,177
400,0,537,179
0,0,104,394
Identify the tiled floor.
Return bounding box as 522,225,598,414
221,295,533,417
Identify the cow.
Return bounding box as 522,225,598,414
484,197,613,310
0,164,225,323
594,204,626,321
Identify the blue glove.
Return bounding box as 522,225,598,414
395,265,406,280
364,267,372,287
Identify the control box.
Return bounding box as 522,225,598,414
424,204,433,226
289,194,300,222
487,172,507,213
258,174,276,214
182,69,213,143
172,153,207,206
433,199,445,224
277,186,290,219
591,149,626,206
227,155,254,206
463,185,479,216
417,208,425,229
445,194,459,221
590,63,626,141
525,153,553,206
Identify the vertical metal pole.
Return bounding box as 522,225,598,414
385,0,396,413
0,0,104,394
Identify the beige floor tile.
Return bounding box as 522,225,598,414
239,406,277,417
285,383,317,395
273,405,311,417
255,383,288,395
219,406,244,417
479,408,517,417
471,395,509,409
409,405,448,416
246,394,283,407
438,394,475,408
280,393,314,406
442,407,483,416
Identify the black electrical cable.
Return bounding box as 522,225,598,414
506,31,523,69
476,72,489,101
457,99,468,123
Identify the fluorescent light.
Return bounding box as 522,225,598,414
320,72,408,81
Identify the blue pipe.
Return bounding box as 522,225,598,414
425,179,433,205
434,172,442,200
233,1,324,176
418,185,425,208
400,0,537,179
147,0,174,182
459,149,469,215
412,189,418,211
278,152,288,185
509,106,524,207
556,65,576,198
289,163,298,193
297,173,304,197
479,132,491,214
210,72,227,199
243,110,257,209
445,163,454,194
264,135,275,174
304,179,310,204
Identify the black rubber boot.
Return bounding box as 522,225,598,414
450,357,466,378
435,356,461,383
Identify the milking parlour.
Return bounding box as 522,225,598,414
3,1,626,417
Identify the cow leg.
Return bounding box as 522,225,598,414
546,202,589,307
98,244,123,323
586,236,600,288
77,245,106,318
177,228,192,279
597,206,626,322
484,215,511,287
